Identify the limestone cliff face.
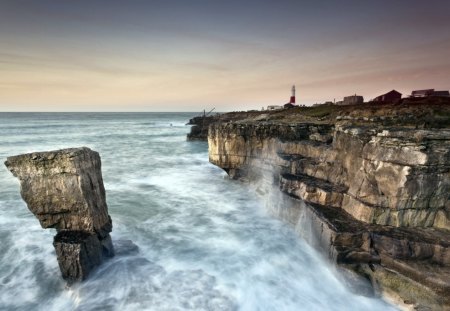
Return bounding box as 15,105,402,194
209,121,450,309
5,147,114,282
209,122,450,230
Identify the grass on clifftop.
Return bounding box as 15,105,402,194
297,105,337,118
221,97,450,128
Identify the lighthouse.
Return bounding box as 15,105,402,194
290,85,296,104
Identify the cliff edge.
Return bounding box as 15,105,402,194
207,100,450,310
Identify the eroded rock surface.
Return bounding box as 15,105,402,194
5,147,114,282
208,120,450,310
209,123,450,229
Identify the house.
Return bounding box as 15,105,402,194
411,89,434,97
432,90,450,97
336,94,364,105
267,105,283,111
411,89,450,97
373,90,402,102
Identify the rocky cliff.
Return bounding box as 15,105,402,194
5,147,114,282
187,110,271,141
208,105,450,310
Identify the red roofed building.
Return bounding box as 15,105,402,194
373,90,402,102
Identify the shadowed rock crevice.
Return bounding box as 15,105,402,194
5,147,115,283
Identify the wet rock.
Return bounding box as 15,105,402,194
209,122,450,230
208,119,450,309
53,231,103,282
5,147,114,282
187,115,220,141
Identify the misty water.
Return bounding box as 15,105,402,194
0,113,397,311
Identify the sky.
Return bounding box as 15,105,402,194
1,0,450,112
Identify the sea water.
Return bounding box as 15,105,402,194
0,113,397,311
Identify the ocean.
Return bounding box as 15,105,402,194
0,112,397,311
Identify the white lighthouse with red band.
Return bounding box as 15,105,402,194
290,85,296,104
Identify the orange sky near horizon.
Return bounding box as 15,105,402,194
1,0,449,112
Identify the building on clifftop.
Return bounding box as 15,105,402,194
372,90,402,102
411,89,450,97
411,89,434,97
336,94,364,105
289,85,296,104
267,105,283,111
432,90,450,97
284,85,297,108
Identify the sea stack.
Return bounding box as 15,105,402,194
5,147,114,282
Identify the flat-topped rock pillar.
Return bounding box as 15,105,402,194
5,147,114,282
